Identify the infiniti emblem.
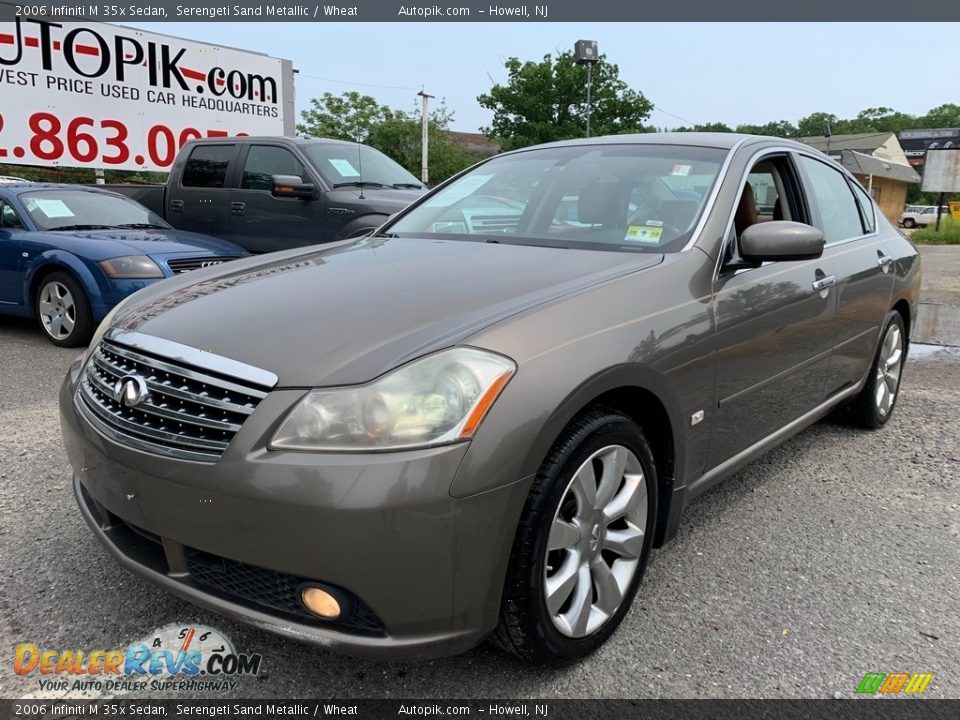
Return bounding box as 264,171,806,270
113,375,150,408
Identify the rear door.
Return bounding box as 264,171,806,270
796,155,894,395
229,143,335,252
166,143,237,241
706,152,837,469
0,199,27,306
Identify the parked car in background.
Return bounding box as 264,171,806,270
107,137,427,253
0,175,28,184
61,134,919,664
0,184,245,346
900,205,948,228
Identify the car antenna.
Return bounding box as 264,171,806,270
355,114,365,200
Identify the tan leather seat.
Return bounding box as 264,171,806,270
734,181,758,237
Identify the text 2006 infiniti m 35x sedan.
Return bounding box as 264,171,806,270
60,133,920,663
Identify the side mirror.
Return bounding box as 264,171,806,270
271,175,315,200
739,221,824,263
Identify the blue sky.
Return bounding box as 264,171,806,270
131,22,956,133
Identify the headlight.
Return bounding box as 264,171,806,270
271,347,516,452
99,255,164,279
80,295,133,367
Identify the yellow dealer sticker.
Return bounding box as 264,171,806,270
625,225,663,243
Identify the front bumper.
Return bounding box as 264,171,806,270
60,359,530,660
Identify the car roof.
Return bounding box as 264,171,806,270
504,132,819,154
188,135,363,148
0,183,129,197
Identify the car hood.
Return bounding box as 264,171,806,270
39,228,242,258
325,186,427,212
112,237,663,387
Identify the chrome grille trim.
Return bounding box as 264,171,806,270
77,333,275,463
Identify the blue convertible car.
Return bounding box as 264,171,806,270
0,184,244,347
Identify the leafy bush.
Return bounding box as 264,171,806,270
912,215,960,245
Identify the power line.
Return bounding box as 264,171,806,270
295,72,420,93
650,104,697,126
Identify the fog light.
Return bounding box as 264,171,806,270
301,586,341,619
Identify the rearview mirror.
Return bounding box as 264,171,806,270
739,221,824,263
271,175,315,200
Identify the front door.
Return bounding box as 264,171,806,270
706,153,837,470
0,200,26,306
229,144,334,253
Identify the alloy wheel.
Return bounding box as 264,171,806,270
38,281,76,341
543,444,647,638
875,323,903,417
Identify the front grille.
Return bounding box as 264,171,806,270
167,257,237,274
184,547,386,635
78,337,268,462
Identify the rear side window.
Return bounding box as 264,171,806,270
798,156,864,244
850,182,876,234
241,146,307,191
182,145,235,188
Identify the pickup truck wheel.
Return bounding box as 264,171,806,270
35,272,93,348
902,218,916,229
492,407,657,664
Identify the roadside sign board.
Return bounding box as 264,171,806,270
0,12,294,172
950,201,960,221
921,149,960,193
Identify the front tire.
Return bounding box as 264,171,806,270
493,407,657,664
845,311,906,429
35,271,93,348
902,218,916,229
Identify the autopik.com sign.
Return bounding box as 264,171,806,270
0,15,294,171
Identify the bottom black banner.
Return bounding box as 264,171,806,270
4,699,960,720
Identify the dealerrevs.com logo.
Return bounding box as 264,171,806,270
14,625,263,693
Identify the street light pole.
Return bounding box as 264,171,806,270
418,89,434,185
574,40,598,139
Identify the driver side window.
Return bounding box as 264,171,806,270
0,200,26,230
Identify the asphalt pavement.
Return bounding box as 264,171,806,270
1,313,958,700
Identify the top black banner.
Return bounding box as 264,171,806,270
2,0,960,21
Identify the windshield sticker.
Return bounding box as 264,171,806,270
645,220,664,227
670,164,692,176
32,199,75,218
431,221,467,233
625,225,663,243
327,158,360,177
424,174,494,208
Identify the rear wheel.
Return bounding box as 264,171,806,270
493,407,657,664
902,218,916,229
844,311,906,428
35,272,93,348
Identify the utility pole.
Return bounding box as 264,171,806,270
418,89,434,185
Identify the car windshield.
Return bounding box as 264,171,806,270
387,143,728,252
301,143,423,189
19,190,169,231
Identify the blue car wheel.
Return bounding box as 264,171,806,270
35,271,94,348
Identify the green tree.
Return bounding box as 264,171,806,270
297,91,393,141
796,112,845,137
917,103,960,129
734,120,798,137
477,52,653,150
367,103,481,184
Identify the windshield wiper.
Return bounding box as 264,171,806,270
392,183,423,189
113,223,166,229
333,181,387,189
50,224,114,231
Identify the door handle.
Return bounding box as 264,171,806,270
877,253,893,272
169,199,183,213
812,275,837,292
230,202,246,216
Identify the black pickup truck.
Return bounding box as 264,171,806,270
109,136,427,253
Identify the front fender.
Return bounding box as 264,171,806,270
335,214,389,241
22,251,107,313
